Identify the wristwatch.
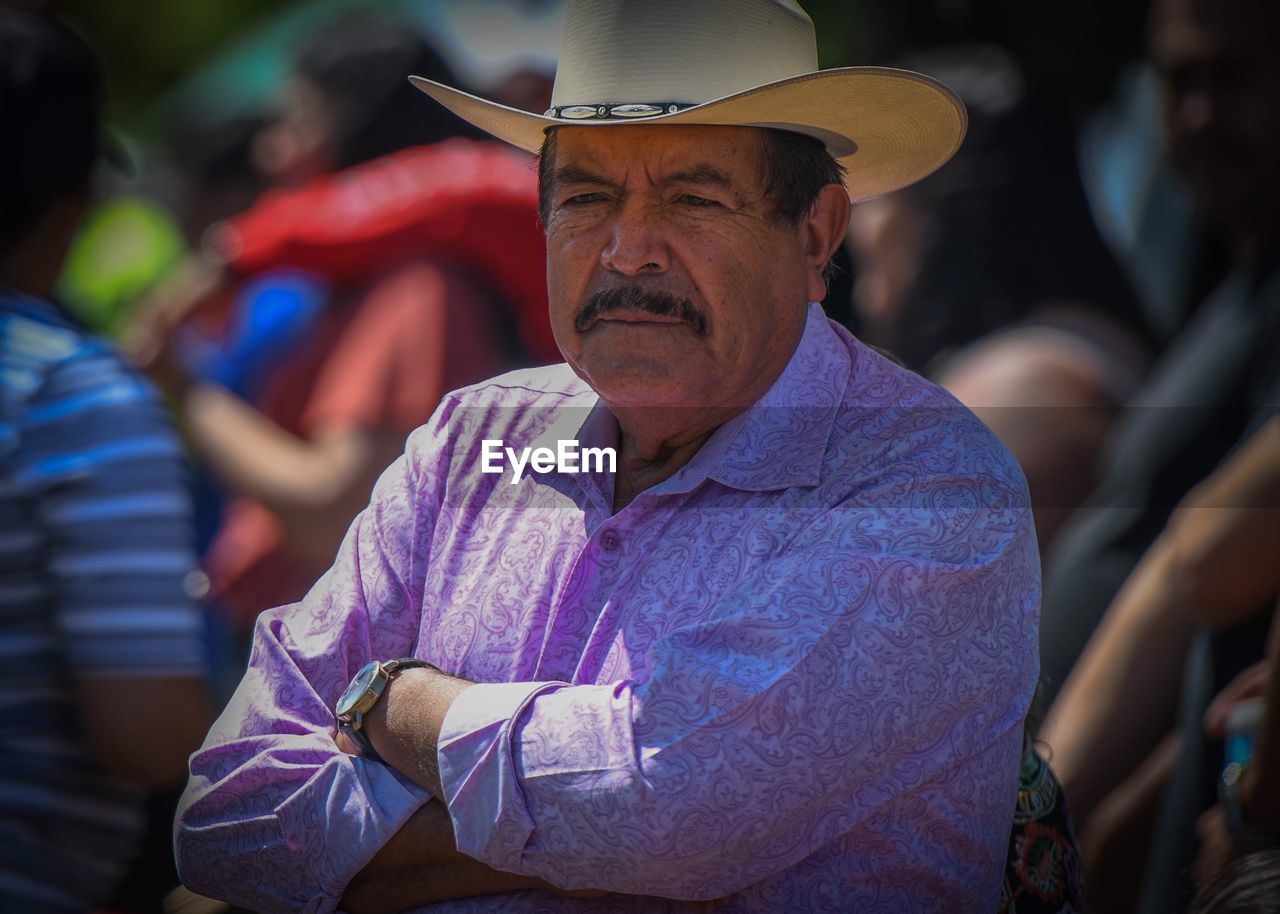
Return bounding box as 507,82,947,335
336,658,437,762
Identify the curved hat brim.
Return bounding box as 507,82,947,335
410,67,966,202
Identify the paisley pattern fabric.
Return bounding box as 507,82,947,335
176,304,1040,913
999,734,1086,913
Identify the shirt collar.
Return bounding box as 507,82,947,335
522,391,616,513
650,302,852,495
553,303,853,505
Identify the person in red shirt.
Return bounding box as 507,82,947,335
131,13,553,638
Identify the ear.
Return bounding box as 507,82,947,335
802,183,852,303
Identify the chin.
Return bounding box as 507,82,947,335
580,363,706,409
596,381,696,409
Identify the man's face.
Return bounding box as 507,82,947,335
1150,0,1280,243
253,77,341,187
542,125,816,411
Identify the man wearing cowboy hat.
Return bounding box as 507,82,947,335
176,2,1039,910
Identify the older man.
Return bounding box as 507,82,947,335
175,2,1039,911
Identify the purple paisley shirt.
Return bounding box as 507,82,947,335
176,304,1039,913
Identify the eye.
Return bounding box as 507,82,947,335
563,192,607,206
678,194,721,208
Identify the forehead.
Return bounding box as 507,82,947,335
549,124,767,187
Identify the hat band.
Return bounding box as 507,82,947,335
545,102,694,120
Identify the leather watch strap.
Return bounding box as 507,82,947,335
340,720,382,763
382,658,439,676
341,658,441,764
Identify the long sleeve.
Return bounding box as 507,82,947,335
174,409,453,914
174,309,1043,912
436,470,1040,903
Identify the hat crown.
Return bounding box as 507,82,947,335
550,0,818,109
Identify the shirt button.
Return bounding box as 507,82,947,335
601,531,621,551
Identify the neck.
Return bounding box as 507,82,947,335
0,197,83,300
609,405,740,512
603,307,810,511
0,253,60,300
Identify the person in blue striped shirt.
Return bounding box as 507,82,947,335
0,10,213,913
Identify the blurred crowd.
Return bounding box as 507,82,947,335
1,0,1278,912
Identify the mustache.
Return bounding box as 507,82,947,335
574,286,709,337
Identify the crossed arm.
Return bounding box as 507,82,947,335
337,668,510,913
175,407,1039,912
335,670,611,913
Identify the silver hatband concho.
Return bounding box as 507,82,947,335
546,102,694,120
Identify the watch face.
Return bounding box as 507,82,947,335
336,661,382,719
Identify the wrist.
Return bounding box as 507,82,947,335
372,666,473,797
335,658,440,764
361,666,437,759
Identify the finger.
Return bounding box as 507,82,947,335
1192,807,1228,888
122,329,159,368
1204,661,1270,737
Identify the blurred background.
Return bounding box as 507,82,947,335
4,0,1280,912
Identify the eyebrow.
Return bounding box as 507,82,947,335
660,165,736,192
549,163,739,193
550,166,618,190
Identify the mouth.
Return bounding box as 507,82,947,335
574,286,710,337
581,310,690,331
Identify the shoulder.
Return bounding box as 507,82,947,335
357,259,482,308
2,302,176,463
3,301,142,411
446,363,594,409
831,324,1029,498
402,363,594,468
1,301,87,391
805,325,1037,566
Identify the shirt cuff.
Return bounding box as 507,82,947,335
437,680,565,871
275,752,431,909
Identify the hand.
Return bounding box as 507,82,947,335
1192,804,1238,888
332,733,729,910
122,253,225,373
1204,660,1270,740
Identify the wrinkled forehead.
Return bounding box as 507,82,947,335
545,124,770,187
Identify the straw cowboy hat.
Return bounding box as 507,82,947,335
410,0,966,202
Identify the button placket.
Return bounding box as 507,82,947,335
533,517,626,681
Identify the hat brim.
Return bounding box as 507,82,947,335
410,66,966,202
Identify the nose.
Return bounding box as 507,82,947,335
600,199,668,276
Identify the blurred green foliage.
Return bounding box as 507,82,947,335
62,0,306,130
